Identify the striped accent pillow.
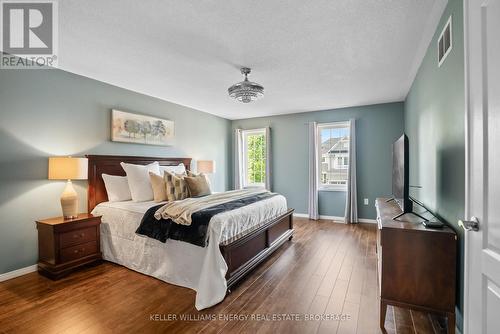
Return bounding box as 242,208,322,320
164,171,189,201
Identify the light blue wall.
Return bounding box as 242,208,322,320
232,102,404,219
404,0,465,330
0,69,232,274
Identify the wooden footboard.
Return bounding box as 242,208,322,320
220,209,294,289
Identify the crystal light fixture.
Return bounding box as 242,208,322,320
228,67,264,103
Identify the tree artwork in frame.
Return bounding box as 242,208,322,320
111,109,174,146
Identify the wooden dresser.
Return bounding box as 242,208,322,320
37,214,102,279
375,198,457,334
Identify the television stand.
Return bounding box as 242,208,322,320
375,198,457,334
389,198,429,222
392,210,428,221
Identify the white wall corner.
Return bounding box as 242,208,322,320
403,0,449,97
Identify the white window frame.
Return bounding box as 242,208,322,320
242,128,267,188
317,121,350,192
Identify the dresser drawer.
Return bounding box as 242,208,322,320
60,240,98,262
59,227,96,248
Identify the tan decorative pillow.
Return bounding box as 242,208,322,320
184,174,211,197
149,172,167,202
164,171,189,201
187,171,212,188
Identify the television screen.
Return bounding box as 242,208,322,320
392,134,409,200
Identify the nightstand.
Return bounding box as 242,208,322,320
36,214,102,279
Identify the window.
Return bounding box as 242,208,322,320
334,156,349,169
242,128,267,188
318,122,350,191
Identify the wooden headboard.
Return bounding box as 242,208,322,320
86,155,192,213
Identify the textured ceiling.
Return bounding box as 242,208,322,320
57,0,447,119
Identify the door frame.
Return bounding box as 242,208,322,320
462,0,494,333
462,0,471,332
462,0,474,334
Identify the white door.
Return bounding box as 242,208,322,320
463,0,500,333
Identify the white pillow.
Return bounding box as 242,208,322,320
159,163,186,175
120,162,160,202
102,174,132,202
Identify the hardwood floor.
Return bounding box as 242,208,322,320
0,218,448,334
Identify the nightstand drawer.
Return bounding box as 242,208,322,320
60,227,96,248
60,240,98,262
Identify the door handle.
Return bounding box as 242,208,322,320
458,217,479,232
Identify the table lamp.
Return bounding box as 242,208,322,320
197,160,215,189
197,160,215,174
48,157,88,219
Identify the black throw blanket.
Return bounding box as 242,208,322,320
135,192,278,247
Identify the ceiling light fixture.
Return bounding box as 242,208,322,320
228,67,264,103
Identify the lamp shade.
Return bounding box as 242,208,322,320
197,160,215,174
48,157,88,180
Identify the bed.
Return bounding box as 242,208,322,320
86,155,294,310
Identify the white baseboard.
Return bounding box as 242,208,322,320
293,213,377,224
319,215,345,221
293,213,345,222
358,218,377,224
0,264,37,282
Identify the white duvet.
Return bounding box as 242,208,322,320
91,193,287,310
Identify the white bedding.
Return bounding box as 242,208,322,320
91,193,287,310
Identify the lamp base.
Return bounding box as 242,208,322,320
61,180,78,219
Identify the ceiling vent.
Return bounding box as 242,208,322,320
438,16,452,67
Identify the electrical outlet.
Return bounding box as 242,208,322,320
364,198,369,205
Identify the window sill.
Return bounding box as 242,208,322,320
319,187,347,192
244,185,266,189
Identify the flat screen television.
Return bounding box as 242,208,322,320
392,134,412,214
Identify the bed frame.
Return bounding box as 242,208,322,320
86,155,294,290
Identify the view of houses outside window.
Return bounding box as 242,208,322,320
319,122,350,190
243,129,266,187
